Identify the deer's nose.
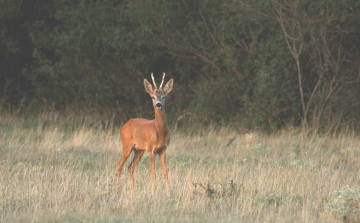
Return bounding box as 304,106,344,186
156,102,162,109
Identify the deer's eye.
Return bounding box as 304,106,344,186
151,96,155,100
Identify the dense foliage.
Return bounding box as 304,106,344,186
1,0,360,131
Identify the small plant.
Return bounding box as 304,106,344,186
249,143,269,156
291,159,314,169
254,194,303,206
192,180,241,199
205,182,217,198
255,194,288,206
327,187,360,222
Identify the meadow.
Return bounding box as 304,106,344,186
1,112,360,222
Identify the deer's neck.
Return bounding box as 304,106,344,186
154,108,169,138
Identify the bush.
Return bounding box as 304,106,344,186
327,187,360,222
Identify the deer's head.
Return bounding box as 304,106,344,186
144,73,173,110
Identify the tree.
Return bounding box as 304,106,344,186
273,0,360,131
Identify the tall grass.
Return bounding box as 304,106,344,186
1,112,359,222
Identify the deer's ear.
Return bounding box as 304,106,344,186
163,79,173,94
144,79,154,94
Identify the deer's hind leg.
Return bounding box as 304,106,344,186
116,145,133,187
128,149,145,193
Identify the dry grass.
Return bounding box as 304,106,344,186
1,113,360,222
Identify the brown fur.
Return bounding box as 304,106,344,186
116,74,173,195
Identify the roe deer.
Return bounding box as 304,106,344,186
116,73,173,195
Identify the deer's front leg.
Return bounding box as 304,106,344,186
149,152,156,195
159,150,170,196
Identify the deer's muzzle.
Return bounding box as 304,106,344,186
155,102,163,109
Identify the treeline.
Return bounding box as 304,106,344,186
1,0,360,131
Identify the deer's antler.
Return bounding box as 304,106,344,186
159,73,166,89
151,73,157,89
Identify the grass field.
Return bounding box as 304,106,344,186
1,113,360,222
